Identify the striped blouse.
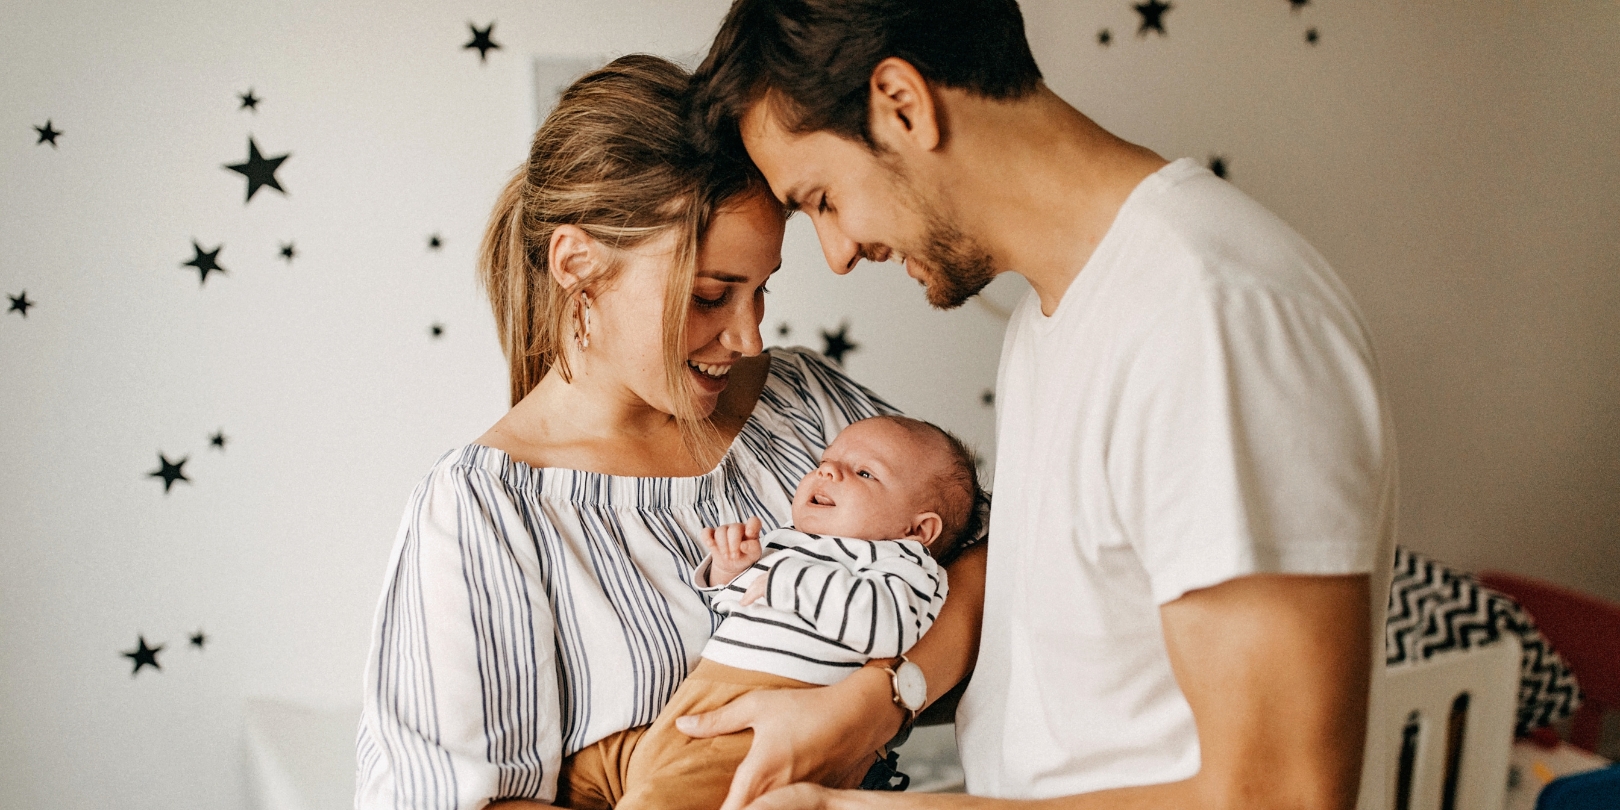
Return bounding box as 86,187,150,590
355,347,899,810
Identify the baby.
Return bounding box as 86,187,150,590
554,415,982,810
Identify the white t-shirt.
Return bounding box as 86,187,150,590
956,158,1397,798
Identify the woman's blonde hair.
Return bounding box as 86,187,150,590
479,54,768,464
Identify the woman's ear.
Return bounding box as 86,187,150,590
908,512,943,548
548,224,598,290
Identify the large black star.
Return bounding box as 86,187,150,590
210,430,228,451
223,137,289,203
464,22,500,63
238,88,260,112
820,323,859,365
280,241,297,263
8,291,33,317
1134,0,1172,36
149,453,190,493
123,635,164,675
34,120,62,147
182,241,227,286
1288,0,1310,10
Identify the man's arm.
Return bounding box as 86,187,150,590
676,543,987,810
744,572,1372,810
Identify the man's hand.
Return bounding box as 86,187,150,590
702,516,764,585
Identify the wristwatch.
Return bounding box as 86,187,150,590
871,656,927,749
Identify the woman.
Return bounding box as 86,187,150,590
355,55,985,810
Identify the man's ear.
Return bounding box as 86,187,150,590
908,512,944,548
548,224,599,290
868,57,941,153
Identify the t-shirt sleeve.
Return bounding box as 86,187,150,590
1110,279,1392,605
356,462,564,809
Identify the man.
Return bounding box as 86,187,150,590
681,1,1398,808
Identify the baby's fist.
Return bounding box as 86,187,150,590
700,516,763,585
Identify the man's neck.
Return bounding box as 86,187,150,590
934,85,1167,315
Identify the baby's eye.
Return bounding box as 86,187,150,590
856,470,874,480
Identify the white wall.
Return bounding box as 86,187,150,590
0,1,1614,807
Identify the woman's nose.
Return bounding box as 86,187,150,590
719,298,764,357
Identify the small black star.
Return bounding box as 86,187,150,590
820,323,859,365
429,323,445,339
1098,29,1113,46
1208,156,1228,179
980,389,995,407
427,234,443,251
190,630,208,649
149,453,190,493
1134,0,1172,36
464,22,501,63
1288,0,1310,10
1306,27,1320,45
280,241,297,263
8,291,33,317
776,322,791,338
123,635,164,675
223,136,289,203
210,430,228,451
238,88,260,112
34,120,62,147
182,241,227,286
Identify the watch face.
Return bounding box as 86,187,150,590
895,661,927,711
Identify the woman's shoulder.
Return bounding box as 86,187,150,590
408,444,537,505
756,346,899,421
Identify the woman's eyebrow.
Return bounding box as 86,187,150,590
696,264,783,283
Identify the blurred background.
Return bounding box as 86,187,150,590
1,1,1615,807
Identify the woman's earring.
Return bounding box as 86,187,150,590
575,292,592,350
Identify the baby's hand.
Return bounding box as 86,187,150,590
740,575,768,606
700,516,763,585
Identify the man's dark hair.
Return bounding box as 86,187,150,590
690,0,1042,154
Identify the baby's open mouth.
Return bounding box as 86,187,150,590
810,493,835,506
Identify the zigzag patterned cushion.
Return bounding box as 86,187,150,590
1386,546,1584,735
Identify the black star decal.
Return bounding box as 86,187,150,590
464,22,501,63
1288,0,1309,10
820,323,859,365
34,120,62,147
429,323,445,338
238,88,260,112
182,240,227,286
775,322,791,338
223,137,289,203
980,389,995,407
1098,28,1113,46
190,630,208,649
1134,0,1172,36
149,453,190,493
1305,27,1320,45
8,291,33,317
210,430,228,451
427,233,443,250
1208,156,1228,179
123,635,164,675
280,241,297,263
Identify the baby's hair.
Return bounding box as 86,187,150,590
868,415,984,565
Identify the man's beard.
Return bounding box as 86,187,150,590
888,164,997,310
912,208,997,310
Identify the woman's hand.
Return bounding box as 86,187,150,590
701,516,765,584
675,664,903,810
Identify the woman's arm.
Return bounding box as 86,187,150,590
674,543,987,810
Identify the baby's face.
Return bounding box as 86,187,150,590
791,418,936,541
